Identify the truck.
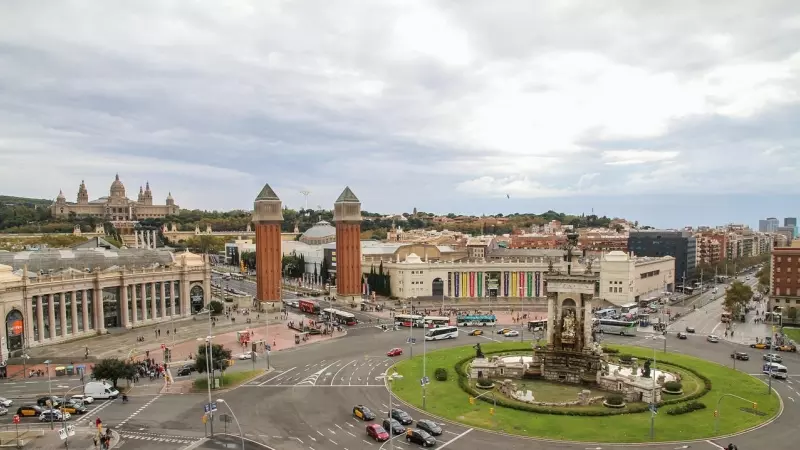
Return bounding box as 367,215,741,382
84,381,119,400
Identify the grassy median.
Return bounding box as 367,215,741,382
389,342,779,442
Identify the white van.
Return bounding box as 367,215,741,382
762,362,789,380
84,381,120,399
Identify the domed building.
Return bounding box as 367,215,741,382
299,220,337,245
50,174,179,220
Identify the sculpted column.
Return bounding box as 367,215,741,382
70,291,78,335
584,296,595,346
120,285,129,328
59,294,68,338
160,282,167,318
131,284,138,325
47,294,56,340
82,290,89,332
134,231,139,249
36,296,45,341
94,287,105,333
150,283,157,319
140,283,148,321
169,281,176,317
546,293,556,343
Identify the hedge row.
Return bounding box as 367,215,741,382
452,347,712,416
666,401,707,415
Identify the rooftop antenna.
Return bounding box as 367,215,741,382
300,190,311,210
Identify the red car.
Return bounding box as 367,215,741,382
366,424,390,442
387,348,403,357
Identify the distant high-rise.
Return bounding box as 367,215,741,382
785,217,797,227
628,230,696,282
759,217,780,233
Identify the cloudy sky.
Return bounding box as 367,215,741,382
1,0,798,228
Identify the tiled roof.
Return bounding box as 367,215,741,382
335,186,359,203
255,183,280,201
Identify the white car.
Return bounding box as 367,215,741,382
40,410,70,422
237,351,253,360
70,395,93,405
0,397,12,407
0,406,8,416
503,330,520,337
763,353,782,363
707,335,720,343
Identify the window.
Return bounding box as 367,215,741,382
609,287,613,293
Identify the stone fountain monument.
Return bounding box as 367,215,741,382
529,232,604,384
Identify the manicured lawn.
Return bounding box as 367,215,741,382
389,342,779,442
783,327,800,343
193,369,263,390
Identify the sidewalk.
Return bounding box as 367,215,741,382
7,310,281,380
367,307,547,325
23,426,120,450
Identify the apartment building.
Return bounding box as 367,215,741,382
769,245,800,324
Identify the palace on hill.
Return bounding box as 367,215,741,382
51,174,179,220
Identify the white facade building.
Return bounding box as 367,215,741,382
599,251,675,306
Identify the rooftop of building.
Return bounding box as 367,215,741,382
301,220,336,239
0,248,187,273
488,248,566,258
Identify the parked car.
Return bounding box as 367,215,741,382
730,352,749,361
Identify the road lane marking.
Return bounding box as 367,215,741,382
331,360,356,386
293,437,303,444
347,422,354,428
335,424,344,431
329,439,337,445
308,435,316,442
437,428,472,449
347,431,356,437
259,367,296,385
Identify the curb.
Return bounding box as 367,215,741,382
384,347,785,447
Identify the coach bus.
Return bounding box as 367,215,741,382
425,326,459,341
321,308,358,326
395,314,422,327
597,319,637,336
415,316,451,328
456,315,497,327
527,319,547,332
298,299,320,314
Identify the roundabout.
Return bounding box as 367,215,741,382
387,341,780,442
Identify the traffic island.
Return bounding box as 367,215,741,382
388,342,780,443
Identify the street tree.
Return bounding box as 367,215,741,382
724,281,753,315
757,260,771,293
92,358,137,388
195,343,232,375
208,300,224,315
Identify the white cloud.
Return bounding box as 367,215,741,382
602,150,680,165
0,0,798,213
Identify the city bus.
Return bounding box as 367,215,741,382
594,308,617,319
231,273,244,281
321,308,358,326
425,326,459,341
597,319,638,336
299,299,320,314
415,316,451,328
527,319,547,332
721,312,732,323
456,315,497,327
395,314,422,327
763,362,789,379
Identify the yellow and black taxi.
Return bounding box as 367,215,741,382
406,428,436,447
750,342,769,349
16,405,43,417
496,328,512,335
352,405,376,421
60,401,88,415
469,330,483,336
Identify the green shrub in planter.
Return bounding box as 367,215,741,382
618,354,633,363
434,368,448,381
476,377,494,388
602,346,619,354
666,401,706,415
664,381,683,392
605,394,625,406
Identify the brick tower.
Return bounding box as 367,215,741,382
333,186,362,301
253,183,283,303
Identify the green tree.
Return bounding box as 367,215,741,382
724,281,753,316
320,257,330,284
186,235,224,254
195,343,232,374
208,300,224,315
757,260,771,293
241,251,256,270
91,358,137,389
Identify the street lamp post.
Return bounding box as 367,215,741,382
196,336,215,436
61,385,84,450
217,399,245,450
422,330,427,410
44,360,54,430
387,372,402,450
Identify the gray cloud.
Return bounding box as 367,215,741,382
0,0,798,220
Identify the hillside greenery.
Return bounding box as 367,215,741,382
2,195,620,237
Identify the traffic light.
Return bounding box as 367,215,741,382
489,407,495,416
752,402,758,410
714,410,719,417
468,397,475,405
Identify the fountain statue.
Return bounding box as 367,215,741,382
561,310,577,340
474,343,485,359
641,360,652,378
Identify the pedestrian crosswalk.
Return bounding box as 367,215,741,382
118,430,200,444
